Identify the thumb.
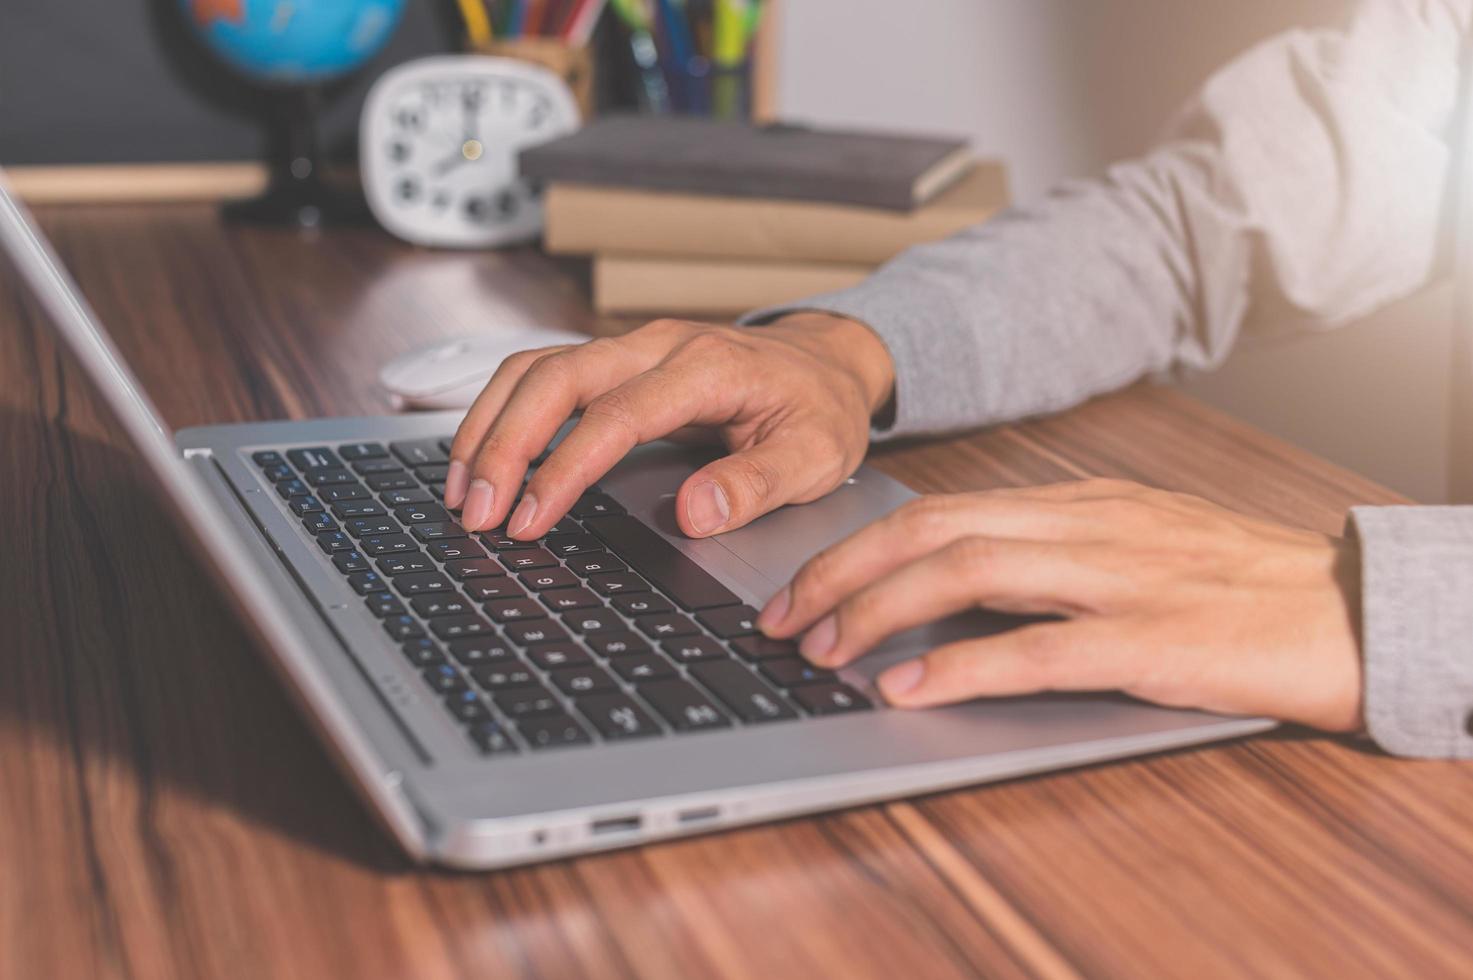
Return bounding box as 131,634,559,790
675,434,843,538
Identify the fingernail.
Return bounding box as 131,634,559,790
686,481,730,535
461,479,494,531
508,493,539,538
800,614,838,663
879,660,925,701
758,586,791,633
444,460,470,509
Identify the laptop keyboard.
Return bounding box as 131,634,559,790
250,439,872,757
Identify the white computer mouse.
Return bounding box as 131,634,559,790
379,328,590,410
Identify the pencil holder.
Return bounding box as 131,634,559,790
471,37,595,119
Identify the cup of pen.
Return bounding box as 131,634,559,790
473,36,596,119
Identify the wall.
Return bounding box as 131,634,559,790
773,0,1453,503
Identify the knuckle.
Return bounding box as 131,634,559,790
947,535,996,576
722,453,780,506
678,330,740,360
582,390,640,434
641,317,694,340
793,547,839,604
839,588,884,635
895,494,957,535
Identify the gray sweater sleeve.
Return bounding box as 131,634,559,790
744,0,1473,757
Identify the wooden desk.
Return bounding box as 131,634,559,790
3,205,1471,980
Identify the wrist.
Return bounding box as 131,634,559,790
764,312,897,419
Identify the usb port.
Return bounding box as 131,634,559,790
677,806,720,825
590,814,643,836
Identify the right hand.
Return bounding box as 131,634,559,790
445,312,896,540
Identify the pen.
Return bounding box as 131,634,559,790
562,0,609,46
454,0,494,46
655,0,702,112
610,0,672,113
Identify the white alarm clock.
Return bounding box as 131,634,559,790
360,55,580,248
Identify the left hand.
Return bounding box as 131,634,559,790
756,479,1365,732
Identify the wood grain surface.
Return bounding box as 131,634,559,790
2,204,1471,980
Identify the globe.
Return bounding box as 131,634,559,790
176,0,408,225
182,0,406,85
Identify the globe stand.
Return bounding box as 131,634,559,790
223,87,370,228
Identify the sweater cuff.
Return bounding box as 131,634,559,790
1347,506,1473,758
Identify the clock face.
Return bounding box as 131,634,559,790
361,56,580,248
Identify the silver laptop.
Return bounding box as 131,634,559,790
0,174,1271,868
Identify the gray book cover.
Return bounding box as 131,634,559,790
518,115,973,211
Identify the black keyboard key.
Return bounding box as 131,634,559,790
478,531,538,551
525,643,593,670
464,578,527,602
252,450,285,468
586,631,650,658
584,514,743,612
519,567,579,592
444,689,491,724
499,548,558,571
759,657,837,688
549,664,617,697
401,638,445,666
330,500,386,519
791,683,872,716
468,721,518,755
366,472,418,492
566,553,627,576
319,484,370,503
383,615,426,641
410,594,475,618
428,539,488,562
541,587,601,612
428,482,448,500
422,663,468,694
639,679,732,732
635,613,699,639
697,605,760,638
303,467,357,487
352,459,405,476
519,714,592,750
612,593,674,617
495,685,562,719
346,571,387,595
445,558,504,580
611,653,675,683
391,438,449,468
570,492,626,519
416,463,452,483
338,441,388,461
347,517,400,537
576,693,661,740
276,478,310,500
364,592,406,617
381,487,433,506
360,532,417,556
730,635,799,661
301,511,336,534
411,522,468,543
689,661,798,724
317,530,354,553
376,553,435,576
588,572,651,597
395,503,451,525
661,637,726,663
332,550,370,574
505,620,569,646
393,571,453,596
470,663,538,690
288,447,340,470
429,615,496,641
289,496,325,516
544,533,603,557
562,609,622,634
549,517,582,535
447,637,518,666
485,597,545,622
262,463,294,482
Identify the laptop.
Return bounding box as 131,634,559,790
0,174,1272,868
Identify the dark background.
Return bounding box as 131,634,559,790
0,0,636,167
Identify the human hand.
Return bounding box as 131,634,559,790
757,479,1364,732
445,313,895,540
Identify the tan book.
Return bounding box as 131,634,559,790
593,255,873,316
548,162,1008,266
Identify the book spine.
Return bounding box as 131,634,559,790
593,256,873,315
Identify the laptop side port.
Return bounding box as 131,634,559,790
677,806,720,825
590,814,643,836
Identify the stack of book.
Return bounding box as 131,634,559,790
520,116,1010,316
